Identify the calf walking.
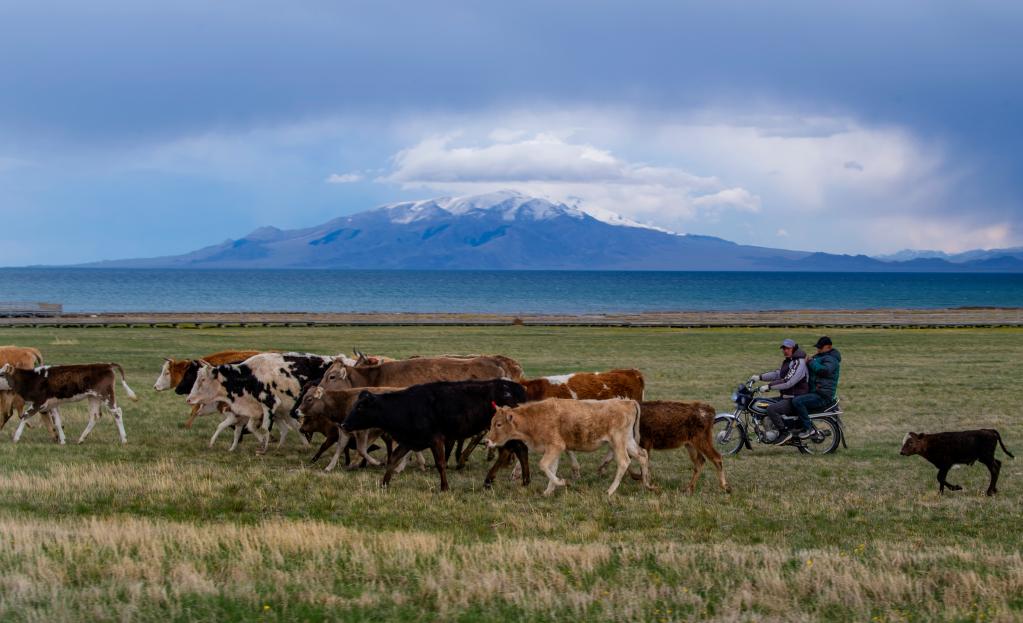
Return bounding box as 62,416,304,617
900,429,1013,495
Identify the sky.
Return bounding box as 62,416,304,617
1,0,1022,264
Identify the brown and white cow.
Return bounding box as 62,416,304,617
485,398,653,497
0,346,45,433
153,350,263,428
0,363,138,444
598,400,730,494
521,369,644,401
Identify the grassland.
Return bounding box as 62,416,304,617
0,325,1020,622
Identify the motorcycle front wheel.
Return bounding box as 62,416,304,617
712,416,747,456
798,416,841,455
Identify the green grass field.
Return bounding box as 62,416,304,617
0,325,1020,622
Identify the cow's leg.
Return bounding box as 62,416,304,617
325,430,349,472
77,398,102,444
381,444,413,489
484,447,516,489
698,437,730,493
457,432,486,469
49,408,66,445
539,447,566,496
981,456,1001,495
12,406,38,443
414,451,427,470
607,437,635,497
184,404,201,429
354,430,383,467
936,466,959,493
310,427,339,464
210,413,237,448
512,442,530,486
228,421,246,451
567,451,581,479
431,436,450,492
107,397,127,444
597,449,615,475
681,444,705,493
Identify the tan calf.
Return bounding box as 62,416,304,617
486,398,653,497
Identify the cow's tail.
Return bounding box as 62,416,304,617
631,400,642,445
111,363,138,401
28,347,43,367
995,429,1014,459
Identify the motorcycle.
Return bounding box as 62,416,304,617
712,379,847,455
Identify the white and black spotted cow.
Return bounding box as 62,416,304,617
187,352,337,453
0,363,138,444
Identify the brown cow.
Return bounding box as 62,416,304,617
485,398,653,497
318,355,521,391
296,385,407,471
0,346,45,433
597,400,730,494
153,350,263,428
1,363,138,444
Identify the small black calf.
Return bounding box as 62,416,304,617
900,429,1014,495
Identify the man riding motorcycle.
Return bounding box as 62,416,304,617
792,336,842,439
749,338,808,444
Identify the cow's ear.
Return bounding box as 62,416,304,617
358,389,373,401
339,367,349,380
199,360,213,369
0,363,12,374
313,386,324,399
505,411,514,424
164,357,173,363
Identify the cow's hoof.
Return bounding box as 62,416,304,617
483,480,493,490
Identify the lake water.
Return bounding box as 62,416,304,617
0,269,1020,313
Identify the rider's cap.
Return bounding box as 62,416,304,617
780,338,797,349
814,336,833,348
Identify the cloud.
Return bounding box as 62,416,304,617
383,132,760,230
326,172,362,183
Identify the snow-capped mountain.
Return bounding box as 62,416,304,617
82,192,1023,271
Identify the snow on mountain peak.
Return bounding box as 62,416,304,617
378,190,678,234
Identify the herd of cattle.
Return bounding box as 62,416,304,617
0,344,1012,496
0,346,728,497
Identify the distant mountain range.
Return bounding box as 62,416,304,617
82,191,1023,272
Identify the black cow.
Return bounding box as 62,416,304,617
900,429,1014,495
341,379,528,491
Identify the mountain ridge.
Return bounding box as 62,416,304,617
79,191,1023,272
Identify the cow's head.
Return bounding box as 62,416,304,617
186,361,223,406
485,404,520,448
320,361,354,391
0,363,13,391
341,390,380,432
298,387,331,439
154,358,181,391
496,380,527,407
900,432,925,456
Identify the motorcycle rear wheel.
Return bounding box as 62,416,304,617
712,416,747,456
797,416,841,455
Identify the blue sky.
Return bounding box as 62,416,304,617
1,1,1021,264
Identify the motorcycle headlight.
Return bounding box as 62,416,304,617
731,392,738,403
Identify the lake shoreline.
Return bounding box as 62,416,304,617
2,307,1021,328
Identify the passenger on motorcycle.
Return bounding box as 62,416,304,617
791,336,842,439
748,338,808,444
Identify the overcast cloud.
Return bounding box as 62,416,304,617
0,1,1020,263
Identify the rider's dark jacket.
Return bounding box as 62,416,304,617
760,348,809,398
807,348,842,399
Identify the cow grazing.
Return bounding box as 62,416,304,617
341,379,528,491
599,401,729,494
0,346,46,433
187,352,336,452
296,385,404,471
900,429,1014,495
486,398,653,497
153,350,263,428
0,363,138,444
521,369,644,401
